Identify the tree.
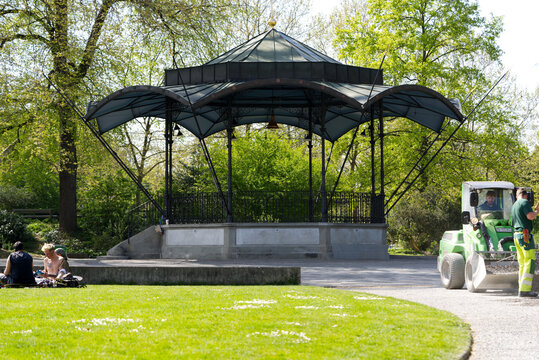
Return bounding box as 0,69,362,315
332,0,525,193
0,0,228,233
329,0,532,251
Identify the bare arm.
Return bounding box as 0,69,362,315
4,255,11,276
526,205,539,220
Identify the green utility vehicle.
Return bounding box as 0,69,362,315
438,181,534,292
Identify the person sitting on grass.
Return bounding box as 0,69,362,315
54,247,71,279
41,243,64,279
0,241,36,286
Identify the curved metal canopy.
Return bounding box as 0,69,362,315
85,29,463,142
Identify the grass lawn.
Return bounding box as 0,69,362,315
0,285,470,359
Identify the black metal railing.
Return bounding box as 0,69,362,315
127,198,164,239
172,191,374,224
128,191,381,230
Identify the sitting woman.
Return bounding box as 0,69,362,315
54,247,71,279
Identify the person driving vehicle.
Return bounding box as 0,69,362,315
478,190,501,211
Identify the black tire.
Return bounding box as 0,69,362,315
465,258,486,293
440,253,465,289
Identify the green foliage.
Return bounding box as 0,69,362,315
0,210,34,250
25,221,56,241
78,172,137,252
0,186,35,210
387,185,461,254
0,286,471,359
24,220,100,257
192,130,331,192
335,0,503,86
330,0,532,249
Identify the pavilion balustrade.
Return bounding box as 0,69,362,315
129,191,378,230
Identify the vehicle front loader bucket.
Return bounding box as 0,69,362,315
465,251,519,292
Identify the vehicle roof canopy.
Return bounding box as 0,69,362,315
463,181,515,190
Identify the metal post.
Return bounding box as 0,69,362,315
379,100,384,199
370,106,375,198
308,106,313,222
165,99,173,222
321,98,328,222
378,101,385,223
370,106,376,223
226,123,233,223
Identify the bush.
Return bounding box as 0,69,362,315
387,185,461,254
78,173,136,253
26,220,57,241
0,186,35,210
0,210,34,250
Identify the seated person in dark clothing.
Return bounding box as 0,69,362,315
0,241,36,285
478,190,501,211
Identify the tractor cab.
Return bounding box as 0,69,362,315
462,181,514,223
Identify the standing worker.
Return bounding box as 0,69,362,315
512,188,539,297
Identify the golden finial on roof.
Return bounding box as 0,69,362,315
268,0,276,28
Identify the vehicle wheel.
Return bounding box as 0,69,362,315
440,253,465,289
465,258,486,293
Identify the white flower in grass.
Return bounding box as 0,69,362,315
246,330,310,343
237,299,277,305
225,299,277,310
72,318,137,326
327,305,344,309
285,322,303,326
331,313,357,318
230,304,264,310
353,296,385,300
11,330,32,334
284,294,320,300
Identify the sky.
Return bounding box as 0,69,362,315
309,0,539,92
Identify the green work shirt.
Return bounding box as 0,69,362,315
511,198,534,231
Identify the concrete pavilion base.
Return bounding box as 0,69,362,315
107,222,389,261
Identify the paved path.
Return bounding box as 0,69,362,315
68,256,539,359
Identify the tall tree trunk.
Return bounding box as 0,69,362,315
59,104,78,233
54,0,78,233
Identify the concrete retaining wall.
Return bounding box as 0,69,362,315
32,265,300,285
162,223,389,260
77,266,300,285
106,222,388,260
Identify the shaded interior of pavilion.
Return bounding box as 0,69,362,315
85,27,463,229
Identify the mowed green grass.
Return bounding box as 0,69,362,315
0,286,470,359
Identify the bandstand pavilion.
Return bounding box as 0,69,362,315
85,26,463,260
